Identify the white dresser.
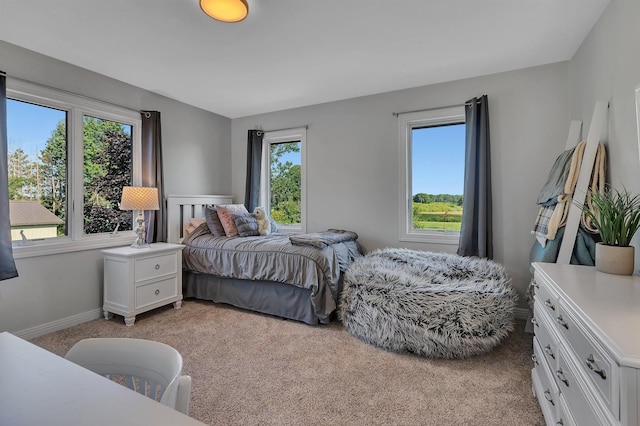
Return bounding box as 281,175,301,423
531,262,640,426
102,243,185,326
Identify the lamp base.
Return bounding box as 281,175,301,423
130,240,151,249
131,211,150,249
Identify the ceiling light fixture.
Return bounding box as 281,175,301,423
200,0,249,23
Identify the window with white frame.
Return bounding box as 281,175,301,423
398,106,466,244
260,127,306,233
6,79,141,256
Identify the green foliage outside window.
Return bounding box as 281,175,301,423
7,116,133,236
269,142,301,225
412,193,463,231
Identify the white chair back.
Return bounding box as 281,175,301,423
65,338,191,415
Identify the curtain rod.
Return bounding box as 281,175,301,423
255,124,309,134
392,97,485,117
5,73,142,115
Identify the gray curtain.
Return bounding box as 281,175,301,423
141,111,166,243
244,130,263,212
457,95,493,259
0,73,18,280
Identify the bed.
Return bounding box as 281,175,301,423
167,195,363,324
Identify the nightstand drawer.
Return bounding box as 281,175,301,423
135,253,178,282
135,277,179,309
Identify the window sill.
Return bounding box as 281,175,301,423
400,231,460,245
12,233,138,259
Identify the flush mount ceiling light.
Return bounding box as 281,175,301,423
200,0,249,23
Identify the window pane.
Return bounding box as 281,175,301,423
7,99,68,241
411,123,465,232
83,116,133,234
269,141,301,226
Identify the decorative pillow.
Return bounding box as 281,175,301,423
205,207,226,237
216,204,249,237
232,213,260,237
270,218,278,233
184,217,206,238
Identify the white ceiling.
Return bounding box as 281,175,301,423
0,0,610,119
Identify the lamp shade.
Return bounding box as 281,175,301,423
200,0,248,23
120,187,159,211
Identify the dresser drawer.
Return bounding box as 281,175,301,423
533,302,559,370
135,253,178,282
556,300,617,418
533,337,560,423
135,277,179,309
557,347,611,426
534,278,560,319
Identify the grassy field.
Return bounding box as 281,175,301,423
413,202,463,231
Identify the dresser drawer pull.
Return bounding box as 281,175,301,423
544,299,555,310
555,369,569,387
155,289,160,296
544,345,555,359
531,354,539,365
543,389,555,406
555,315,569,329
155,264,160,270
532,280,539,289
531,317,539,327
556,419,564,425
585,354,607,380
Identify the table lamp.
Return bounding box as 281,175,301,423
120,186,159,248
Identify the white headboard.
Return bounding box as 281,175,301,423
166,194,233,243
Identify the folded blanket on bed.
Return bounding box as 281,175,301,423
289,229,358,249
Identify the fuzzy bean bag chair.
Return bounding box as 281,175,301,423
338,248,516,358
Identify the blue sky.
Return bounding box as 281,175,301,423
6,99,66,160
412,124,465,195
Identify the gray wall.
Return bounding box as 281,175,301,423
0,41,231,334
231,62,572,309
568,0,640,262
5,0,638,333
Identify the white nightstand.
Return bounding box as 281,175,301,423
102,243,185,326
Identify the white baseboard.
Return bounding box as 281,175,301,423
15,308,102,341
514,307,529,320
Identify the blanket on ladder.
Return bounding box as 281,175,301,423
532,141,606,247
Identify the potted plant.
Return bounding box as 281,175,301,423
579,186,640,275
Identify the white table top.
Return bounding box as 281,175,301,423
0,332,204,426
532,262,640,368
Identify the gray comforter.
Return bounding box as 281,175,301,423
182,224,362,300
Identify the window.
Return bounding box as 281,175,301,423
6,79,141,256
398,106,466,244
260,128,306,233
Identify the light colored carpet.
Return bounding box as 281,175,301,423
31,300,545,426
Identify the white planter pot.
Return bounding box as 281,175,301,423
595,243,635,275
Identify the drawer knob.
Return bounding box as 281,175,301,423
155,289,160,296
531,354,539,366
543,389,555,406
544,299,555,311
155,264,160,270
556,419,564,426
586,354,607,380
555,315,569,330
532,280,540,289
544,345,555,359
531,317,539,327
555,369,569,387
